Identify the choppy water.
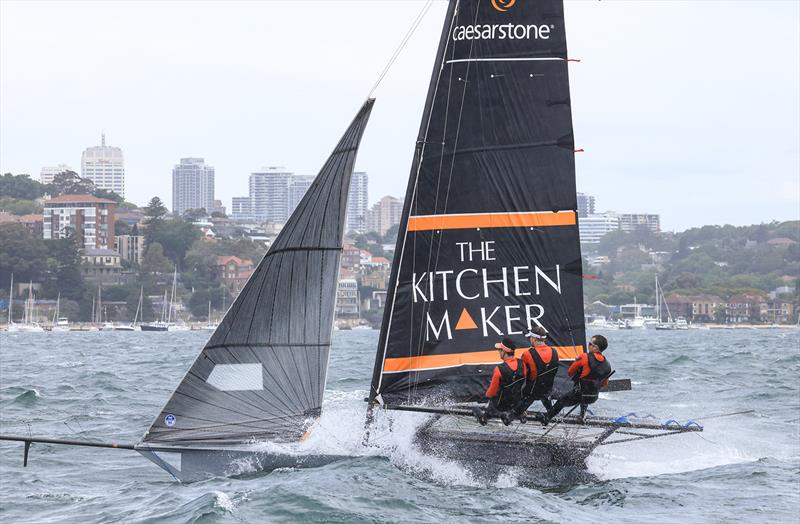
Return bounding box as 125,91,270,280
1,329,798,523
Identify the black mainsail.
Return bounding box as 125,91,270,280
370,0,584,407
143,99,374,447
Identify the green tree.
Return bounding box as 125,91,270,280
45,171,95,196
42,231,85,301
152,219,201,266
0,223,48,288
115,219,132,236
0,173,44,199
93,188,124,203
141,242,173,276
182,208,207,221
0,197,42,215
142,196,168,249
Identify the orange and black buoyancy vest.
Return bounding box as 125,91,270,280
497,359,526,409
528,346,559,397
580,353,612,397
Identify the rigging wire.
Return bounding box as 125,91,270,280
367,0,435,99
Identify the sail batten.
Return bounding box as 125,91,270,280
143,99,374,446
371,0,585,406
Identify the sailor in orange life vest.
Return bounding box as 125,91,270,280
512,326,559,422
544,335,612,424
472,338,528,426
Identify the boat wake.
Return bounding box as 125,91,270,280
245,389,480,486
587,421,760,480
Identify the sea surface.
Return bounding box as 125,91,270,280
0,329,798,523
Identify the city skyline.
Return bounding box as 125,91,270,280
1,1,798,232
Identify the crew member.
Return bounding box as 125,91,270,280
473,338,527,426
514,326,559,421
544,335,612,424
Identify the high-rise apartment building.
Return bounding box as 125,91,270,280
43,194,116,249
579,213,620,244
39,164,72,185
619,213,661,233
288,175,315,216
172,158,215,216
347,171,368,234
366,195,403,236
81,134,125,198
577,192,596,218
249,167,293,224
231,197,253,222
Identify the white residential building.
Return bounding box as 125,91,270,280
172,158,215,216
619,213,661,233
288,175,315,216
231,197,253,222
249,167,293,224
39,164,73,185
346,171,369,234
579,213,620,244
366,195,403,236
81,134,125,198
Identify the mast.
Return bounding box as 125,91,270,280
53,292,60,325
169,266,177,324
7,274,12,325
133,286,143,326
370,0,458,404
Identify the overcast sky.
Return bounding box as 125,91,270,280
1,0,798,231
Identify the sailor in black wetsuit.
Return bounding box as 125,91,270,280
473,338,527,426
544,335,612,424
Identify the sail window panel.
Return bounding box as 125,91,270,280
206,364,263,391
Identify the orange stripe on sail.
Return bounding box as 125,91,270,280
406,211,576,232
382,346,583,373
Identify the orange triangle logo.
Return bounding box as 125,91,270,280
455,308,478,330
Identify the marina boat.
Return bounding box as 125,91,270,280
675,317,689,330
49,293,71,332
363,0,700,476
7,277,44,333
111,289,142,331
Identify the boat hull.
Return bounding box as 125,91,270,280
413,415,597,485
140,325,168,332
136,444,347,482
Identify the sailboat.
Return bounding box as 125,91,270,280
113,286,142,331
50,292,71,332
199,301,216,331
654,274,676,330
8,279,45,333
364,0,701,475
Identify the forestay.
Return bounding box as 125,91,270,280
370,0,585,407
143,99,374,446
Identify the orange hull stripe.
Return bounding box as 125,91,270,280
382,346,583,373
407,211,576,232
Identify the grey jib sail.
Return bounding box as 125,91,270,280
143,100,374,446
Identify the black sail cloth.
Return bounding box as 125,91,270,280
370,0,585,406
143,100,374,446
